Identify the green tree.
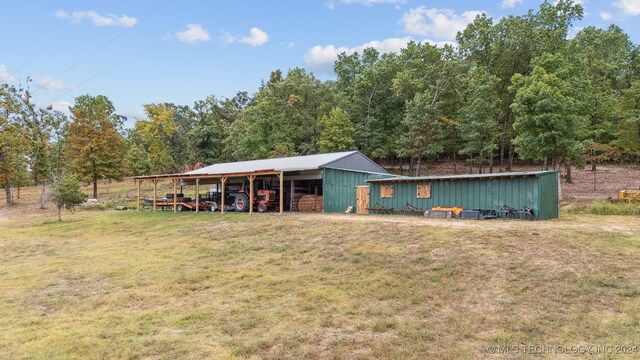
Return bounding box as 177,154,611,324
135,104,178,174
225,68,335,160
66,95,126,199
614,81,640,160
572,25,633,170
457,0,583,170
12,86,59,209
0,83,28,205
458,69,501,173
50,174,86,222
394,42,462,175
335,49,404,159
188,94,244,164
318,107,355,152
124,141,151,176
510,53,589,181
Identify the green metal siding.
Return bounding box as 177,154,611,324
323,168,393,212
537,171,559,220
368,171,559,220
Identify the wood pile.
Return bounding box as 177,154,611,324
295,194,323,212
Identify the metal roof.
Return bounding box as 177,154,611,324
185,151,361,176
367,170,559,183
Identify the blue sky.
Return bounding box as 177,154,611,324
1,0,639,125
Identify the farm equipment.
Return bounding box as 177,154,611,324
202,189,235,212
498,204,534,220
142,193,211,211
233,188,279,213
458,209,497,220
617,189,640,203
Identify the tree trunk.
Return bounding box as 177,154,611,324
489,154,494,173
507,143,514,171
4,184,13,205
17,186,21,199
409,157,415,177
58,206,62,222
40,183,46,209
398,157,403,176
415,157,421,176
543,157,548,171
453,152,457,174
565,161,573,184
93,179,98,200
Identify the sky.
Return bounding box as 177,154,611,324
1,0,639,126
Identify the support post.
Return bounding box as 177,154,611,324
249,175,255,215
221,177,227,214
153,180,157,212
279,171,284,214
173,179,177,213
195,178,200,213
290,180,295,212
137,179,141,212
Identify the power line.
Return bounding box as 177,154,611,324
47,58,127,104
33,0,172,95
9,25,73,77
6,23,77,80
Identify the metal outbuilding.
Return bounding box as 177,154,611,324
366,170,559,220
133,151,389,214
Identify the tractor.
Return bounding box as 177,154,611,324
233,181,279,213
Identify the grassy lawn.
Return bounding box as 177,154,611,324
1,211,639,359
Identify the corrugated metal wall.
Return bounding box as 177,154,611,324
323,168,393,212
368,172,559,220
537,171,559,219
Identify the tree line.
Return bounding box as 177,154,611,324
2,0,640,207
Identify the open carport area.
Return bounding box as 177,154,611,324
132,151,390,215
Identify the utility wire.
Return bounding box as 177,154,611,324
6,10,78,83
47,58,126,104
34,0,172,95
6,23,77,80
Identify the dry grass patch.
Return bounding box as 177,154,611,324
0,211,639,359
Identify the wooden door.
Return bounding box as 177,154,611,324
356,186,370,214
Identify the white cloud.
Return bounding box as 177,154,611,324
36,76,65,90
326,0,405,9
174,24,210,43
239,27,269,46
304,37,453,74
501,0,523,9
600,11,613,20
223,28,269,47
401,7,484,41
48,101,72,114
55,10,137,27
281,41,296,49
340,0,406,5
0,64,16,84
220,32,237,44
615,0,640,15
